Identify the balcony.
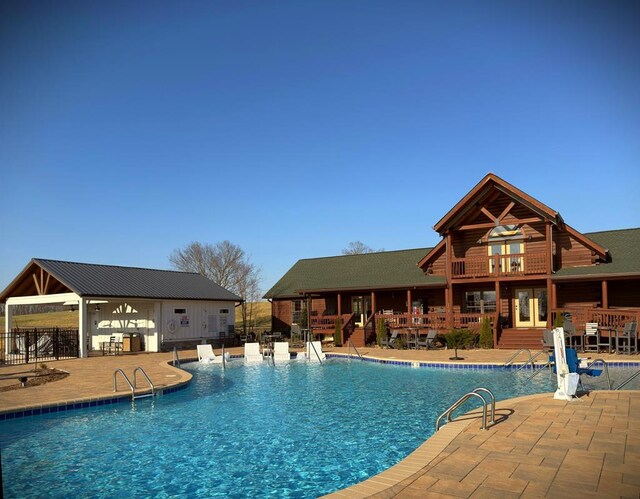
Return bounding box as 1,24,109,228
451,251,547,279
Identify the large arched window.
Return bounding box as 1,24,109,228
487,225,525,273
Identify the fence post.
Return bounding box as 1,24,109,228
54,327,60,360
25,328,31,364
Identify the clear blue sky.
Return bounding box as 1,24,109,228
1,0,639,294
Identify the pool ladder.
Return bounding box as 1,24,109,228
114,367,156,400
436,387,495,432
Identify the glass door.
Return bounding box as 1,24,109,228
514,288,547,327
351,296,371,327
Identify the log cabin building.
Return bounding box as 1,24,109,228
264,173,640,349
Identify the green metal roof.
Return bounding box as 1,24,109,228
264,248,445,299
553,227,640,278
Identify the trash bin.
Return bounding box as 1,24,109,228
122,332,142,352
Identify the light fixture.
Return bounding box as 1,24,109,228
95,305,101,312
69,304,75,312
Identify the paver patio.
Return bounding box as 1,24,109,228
1,346,639,498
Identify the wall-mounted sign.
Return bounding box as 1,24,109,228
180,315,190,327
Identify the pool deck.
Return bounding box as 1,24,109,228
1,346,639,498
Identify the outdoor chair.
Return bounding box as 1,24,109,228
615,321,638,355
583,322,600,352
417,330,438,349
541,329,555,351
381,329,400,349
273,341,291,362
563,320,582,351
407,331,418,349
102,336,122,356
244,342,263,363
196,344,224,364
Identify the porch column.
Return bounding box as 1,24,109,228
545,221,553,274
407,289,412,314
79,297,87,358
337,293,341,317
551,283,558,309
371,291,376,315
4,304,12,356
601,280,609,309
494,281,500,349
546,278,553,328
306,295,311,332
445,232,454,330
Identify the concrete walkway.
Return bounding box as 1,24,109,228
1,347,639,498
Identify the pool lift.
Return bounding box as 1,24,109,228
113,367,155,400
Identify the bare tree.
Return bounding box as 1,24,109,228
342,241,383,255
169,241,262,334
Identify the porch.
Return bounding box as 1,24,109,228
451,251,547,279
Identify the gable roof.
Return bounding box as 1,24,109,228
433,173,563,234
553,228,640,279
0,258,242,302
263,248,445,299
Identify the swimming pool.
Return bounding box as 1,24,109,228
0,358,634,498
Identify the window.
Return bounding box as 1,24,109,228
465,291,496,314
219,309,229,314
292,299,306,324
174,308,186,314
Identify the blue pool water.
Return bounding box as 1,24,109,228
0,358,632,498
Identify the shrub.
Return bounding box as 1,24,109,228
445,329,474,360
553,313,564,328
334,317,343,347
479,316,493,349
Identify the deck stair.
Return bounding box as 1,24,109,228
497,328,544,350
348,327,366,348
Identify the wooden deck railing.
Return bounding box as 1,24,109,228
552,308,640,330
375,312,496,333
451,251,547,278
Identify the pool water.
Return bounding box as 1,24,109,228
0,359,633,498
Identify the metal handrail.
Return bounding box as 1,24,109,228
221,345,226,370
510,350,547,374
133,367,155,397
347,340,363,361
583,358,612,390
308,341,323,365
503,349,534,367
113,369,135,398
436,387,495,432
524,361,553,381
615,367,640,390
172,347,181,368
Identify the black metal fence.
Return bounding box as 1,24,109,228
0,328,79,365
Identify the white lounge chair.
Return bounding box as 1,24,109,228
244,342,263,363
306,341,326,362
197,344,223,364
273,342,290,362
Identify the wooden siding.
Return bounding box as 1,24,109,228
608,279,640,308
427,245,447,276
554,228,601,269
556,281,602,307
272,299,292,332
